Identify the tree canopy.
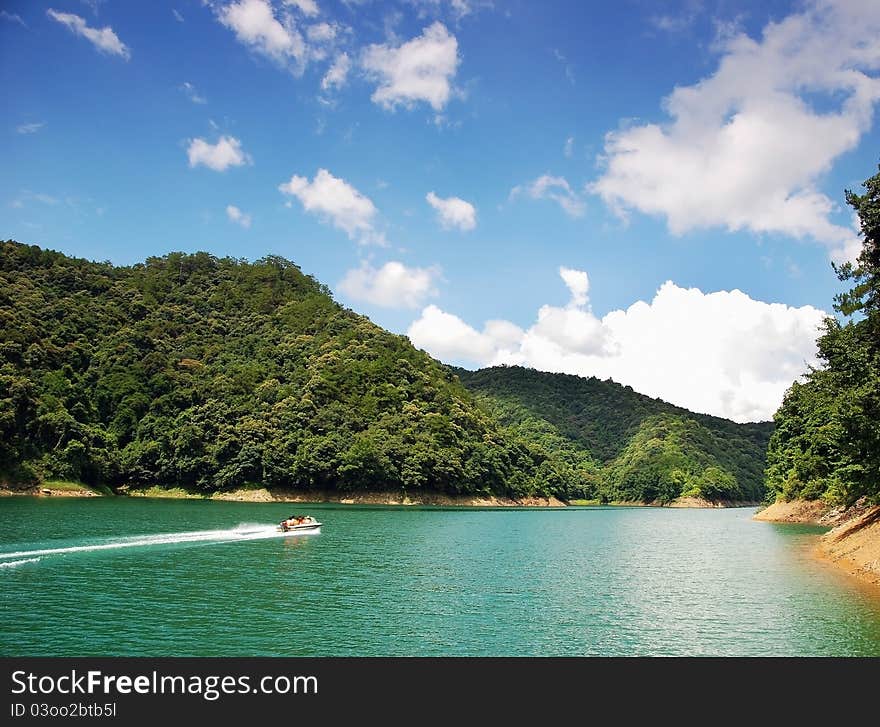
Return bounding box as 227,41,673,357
765,163,880,506
456,366,771,503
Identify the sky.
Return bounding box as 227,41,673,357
2,0,879,423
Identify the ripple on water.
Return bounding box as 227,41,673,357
1,499,879,655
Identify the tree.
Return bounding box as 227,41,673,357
766,163,880,506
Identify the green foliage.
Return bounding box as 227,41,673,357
766,164,880,506
456,367,770,502
0,241,589,499
1,241,774,503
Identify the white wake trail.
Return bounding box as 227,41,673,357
0,557,40,569
0,524,317,562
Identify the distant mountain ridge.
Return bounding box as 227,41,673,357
454,366,773,502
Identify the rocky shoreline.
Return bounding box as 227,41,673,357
1,482,762,509
755,499,880,589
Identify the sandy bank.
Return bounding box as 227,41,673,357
125,486,568,508
818,505,880,587
0,483,102,498
753,499,834,523
606,497,758,508
754,498,880,591
668,496,759,508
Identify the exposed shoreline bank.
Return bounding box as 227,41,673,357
755,499,880,590
1,482,759,509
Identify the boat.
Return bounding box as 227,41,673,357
277,515,322,534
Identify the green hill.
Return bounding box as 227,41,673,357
0,241,580,500
1,241,772,503
455,366,773,502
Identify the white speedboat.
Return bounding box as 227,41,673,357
277,515,322,534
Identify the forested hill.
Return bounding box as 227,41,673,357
455,366,773,502
0,241,581,499
1,241,770,503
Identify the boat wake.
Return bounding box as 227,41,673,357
0,523,317,564
0,557,41,569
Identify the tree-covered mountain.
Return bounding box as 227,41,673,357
1,240,771,503
455,366,773,502
0,241,589,500
765,164,880,507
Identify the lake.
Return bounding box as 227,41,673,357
2,497,879,656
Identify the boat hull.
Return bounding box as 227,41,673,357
276,523,322,535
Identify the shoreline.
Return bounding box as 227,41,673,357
146,486,571,508
1,483,760,509
754,499,880,591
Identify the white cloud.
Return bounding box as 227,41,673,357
285,0,319,17
217,0,306,69
172,9,184,23
591,0,880,262
552,48,575,85
510,174,585,218
559,266,588,306
17,122,45,135
564,136,574,158
11,190,59,208
426,191,476,231
321,52,350,91
187,136,251,171
338,260,440,308
226,204,252,228
306,22,335,42
279,168,385,245
216,1,349,79
47,9,130,59
408,305,525,363
407,268,827,422
1,10,26,27
180,82,207,104
362,22,460,111
450,0,472,18
408,0,474,20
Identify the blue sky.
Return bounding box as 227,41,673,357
2,0,879,422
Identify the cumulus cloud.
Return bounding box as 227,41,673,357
217,0,306,69
226,204,252,228
559,266,588,306
408,306,525,363
362,22,459,111
285,0,319,16
510,174,585,218
279,168,385,245
591,0,880,262
338,260,440,308
407,0,475,20
407,268,827,422
321,52,350,91
47,9,130,59
426,191,476,231
187,136,252,171
307,22,336,43
216,1,351,81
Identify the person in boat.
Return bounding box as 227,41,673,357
280,515,313,530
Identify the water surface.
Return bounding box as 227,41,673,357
2,498,879,655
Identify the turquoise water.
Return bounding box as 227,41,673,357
2,497,879,656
